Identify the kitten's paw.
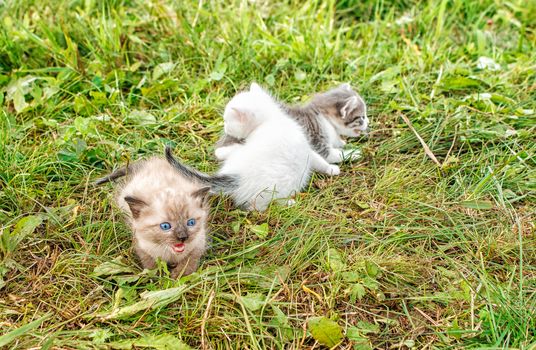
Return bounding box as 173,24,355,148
215,147,230,160
327,149,344,163
333,138,346,148
327,164,340,176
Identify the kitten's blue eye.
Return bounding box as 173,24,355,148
186,218,196,227
160,222,172,231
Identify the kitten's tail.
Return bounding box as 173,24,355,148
165,146,239,193
95,166,130,185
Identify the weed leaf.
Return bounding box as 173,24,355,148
441,76,487,91
239,292,266,311
127,110,157,125
99,285,190,320
347,326,372,350
249,223,269,238
1,215,44,254
106,334,192,349
93,257,136,277
356,320,380,335
270,305,295,341
0,313,51,347
349,283,366,303
327,248,346,272
308,316,344,347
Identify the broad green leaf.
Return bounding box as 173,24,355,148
89,328,113,344
476,56,500,71
308,316,344,347
361,276,379,290
2,215,44,253
356,321,380,335
460,200,493,209
270,305,295,341
265,74,276,86
106,334,192,350
209,70,224,81
294,70,307,81
13,87,28,113
347,326,372,350
99,285,190,320
327,248,346,272
365,260,380,278
127,110,157,125
0,313,51,347
489,93,515,106
349,283,366,303
341,271,361,282
231,221,241,234
93,257,136,277
239,292,266,312
209,62,227,82
152,62,176,81
441,76,486,91
249,223,269,238
447,319,462,339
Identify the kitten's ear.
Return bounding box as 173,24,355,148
230,107,252,124
340,96,359,119
192,186,211,201
249,82,264,94
340,83,353,91
124,196,147,218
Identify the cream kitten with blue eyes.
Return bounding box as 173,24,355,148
166,84,339,212
96,157,222,277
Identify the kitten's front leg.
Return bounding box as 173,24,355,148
326,148,361,163
309,151,340,176
171,253,201,278
326,148,345,163
332,136,346,148
215,144,242,160
134,246,157,269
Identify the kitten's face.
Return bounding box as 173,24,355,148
223,86,271,139
223,105,255,139
126,188,208,256
316,84,369,137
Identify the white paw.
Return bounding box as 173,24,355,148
327,149,344,163
214,147,228,160
332,139,346,148
327,165,340,176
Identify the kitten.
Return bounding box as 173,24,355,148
166,84,340,211
96,157,214,278
216,83,368,164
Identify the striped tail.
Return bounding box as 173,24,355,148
95,166,130,185
165,146,238,193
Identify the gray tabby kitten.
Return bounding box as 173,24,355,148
215,83,368,164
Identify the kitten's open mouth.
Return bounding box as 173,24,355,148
172,243,185,253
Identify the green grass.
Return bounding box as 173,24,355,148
1,0,535,348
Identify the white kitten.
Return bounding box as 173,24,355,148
214,83,339,211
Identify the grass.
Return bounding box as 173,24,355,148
0,0,535,348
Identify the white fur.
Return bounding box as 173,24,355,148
218,84,338,211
